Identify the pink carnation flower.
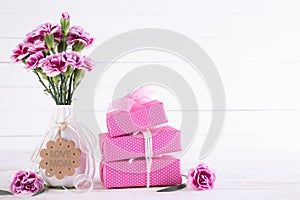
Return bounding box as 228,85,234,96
24,28,43,43
67,26,94,47
9,170,44,195
25,23,62,43
11,43,29,63
62,51,83,68
27,40,47,54
188,163,216,191
81,56,94,71
26,51,44,69
42,53,67,77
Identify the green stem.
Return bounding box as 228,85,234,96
69,73,78,103
34,70,57,104
60,74,64,104
50,48,56,55
48,77,58,104
67,72,74,104
58,37,67,53
64,75,69,104
69,89,75,103
33,70,47,90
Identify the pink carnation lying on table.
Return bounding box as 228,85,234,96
10,170,44,195
188,163,216,191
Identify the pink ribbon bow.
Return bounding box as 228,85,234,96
108,86,153,112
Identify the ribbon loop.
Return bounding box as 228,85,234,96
108,86,153,112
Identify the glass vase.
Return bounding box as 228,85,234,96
31,105,96,189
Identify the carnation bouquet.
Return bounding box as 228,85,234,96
9,12,97,189
11,12,94,105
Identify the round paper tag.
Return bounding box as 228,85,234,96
39,138,81,179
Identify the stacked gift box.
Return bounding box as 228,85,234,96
99,87,182,189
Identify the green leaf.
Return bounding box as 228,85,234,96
52,75,60,84
0,190,13,195
21,58,27,65
45,185,75,190
73,69,85,88
41,74,48,81
21,55,30,65
44,88,50,94
32,187,46,197
156,184,186,192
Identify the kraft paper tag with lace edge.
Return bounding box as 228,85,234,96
39,123,81,179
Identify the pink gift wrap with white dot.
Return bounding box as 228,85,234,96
106,100,168,137
99,126,182,162
100,156,182,189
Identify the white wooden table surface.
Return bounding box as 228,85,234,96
1,131,299,199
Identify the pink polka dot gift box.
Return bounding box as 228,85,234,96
106,87,168,138
99,126,182,162
100,155,182,189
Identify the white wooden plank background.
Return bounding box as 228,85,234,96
0,0,300,199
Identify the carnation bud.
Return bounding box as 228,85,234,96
65,66,74,77
73,69,85,88
60,12,70,36
72,41,85,52
61,12,70,20
44,33,55,51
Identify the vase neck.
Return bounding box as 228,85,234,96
54,105,74,122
